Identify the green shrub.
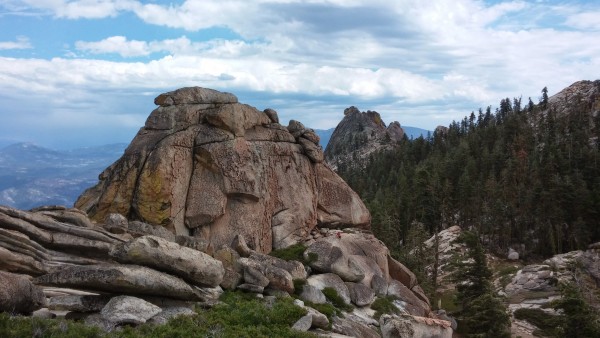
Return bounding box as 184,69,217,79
371,296,400,319
513,308,562,337
0,312,104,338
293,279,307,295
304,301,338,321
269,244,318,266
322,287,353,312
270,244,306,261
0,292,318,338
305,252,318,265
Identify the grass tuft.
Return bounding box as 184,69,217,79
322,287,353,312
371,296,401,319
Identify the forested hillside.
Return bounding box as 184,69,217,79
338,81,600,259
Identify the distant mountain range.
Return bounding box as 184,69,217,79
0,124,429,210
0,142,127,210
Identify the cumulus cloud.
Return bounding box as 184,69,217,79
0,36,32,50
565,11,600,30
1,0,600,148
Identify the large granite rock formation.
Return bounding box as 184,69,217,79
75,87,370,252
324,106,405,170
0,87,451,336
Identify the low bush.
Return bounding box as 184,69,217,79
322,287,353,312
269,244,306,261
513,308,562,337
0,291,317,338
371,296,400,319
293,279,307,295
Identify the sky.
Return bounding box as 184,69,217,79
0,0,599,149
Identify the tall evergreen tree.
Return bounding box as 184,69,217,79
451,231,510,337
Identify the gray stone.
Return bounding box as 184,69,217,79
109,235,224,287
32,308,56,319
232,234,254,257
292,314,313,332
213,245,243,290
101,296,162,325
154,87,238,106
380,314,452,338
304,241,343,273
346,282,375,306
387,280,429,317
249,253,307,280
148,307,196,325
332,256,365,282
298,137,324,163
333,315,380,338
371,275,388,296
263,108,279,123
0,271,45,314
388,256,418,289
48,295,110,312
243,266,270,287
35,265,219,301
104,213,128,234
299,284,327,304
508,248,519,260
175,235,210,254
301,130,320,145
287,120,306,138
239,257,295,293
84,313,115,332
128,221,176,241
238,283,265,293
307,273,351,305
306,307,330,329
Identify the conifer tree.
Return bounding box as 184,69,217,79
451,231,510,337
553,283,600,338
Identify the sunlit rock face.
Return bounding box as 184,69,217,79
76,87,370,253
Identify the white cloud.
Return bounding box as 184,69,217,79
8,0,138,18
0,36,32,50
1,0,600,142
75,36,150,57
565,11,600,30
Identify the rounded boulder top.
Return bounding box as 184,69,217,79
154,87,238,106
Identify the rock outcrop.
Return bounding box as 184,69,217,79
0,271,46,314
0,86,448,336
547,80,600,118
499,242,600,337
380,314,453,338
75,87,370,252
324,106,405,170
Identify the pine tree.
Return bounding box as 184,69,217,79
541,86,549,109
553,283,600,338
451,231,510,337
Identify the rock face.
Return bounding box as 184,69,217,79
0,271,46,314
76,87,370,252
380,314,452,338
324,106,405,170
504,245,600,336
547,80,600,118
101,296,162,325
34,265,220,302
109,235,224,287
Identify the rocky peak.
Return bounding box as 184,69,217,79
324,107,404,170
547,80,600,117
75,87,370,253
